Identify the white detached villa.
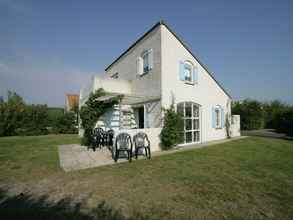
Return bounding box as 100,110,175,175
79,21,240,152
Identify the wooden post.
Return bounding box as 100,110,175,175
119,97,122,130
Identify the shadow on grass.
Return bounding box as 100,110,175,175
0,189,147,220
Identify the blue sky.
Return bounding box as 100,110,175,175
0,0,292,106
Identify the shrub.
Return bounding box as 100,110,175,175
18,104,49,136
79,89,121,146
272,108,293,136
0,91,26,136
160,104,184,150
53,112,77,134
232,99,264,130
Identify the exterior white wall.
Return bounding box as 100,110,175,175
106,26,162,97
231,115,241,137
93,76,132,95
161,25,232,143
116,128,162,152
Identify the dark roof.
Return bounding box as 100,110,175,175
105,20,232,99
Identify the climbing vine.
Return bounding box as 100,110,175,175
79,88,122,146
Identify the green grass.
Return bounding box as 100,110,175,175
0,135,293,219
0,134,80,182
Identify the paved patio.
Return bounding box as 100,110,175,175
58,136,246,172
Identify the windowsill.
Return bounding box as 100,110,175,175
140,69,151,77
215,127,222,130
184,81,195,85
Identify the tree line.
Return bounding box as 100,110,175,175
232,99,293,136
0,91,78,137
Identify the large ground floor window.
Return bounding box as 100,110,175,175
177,102,200,144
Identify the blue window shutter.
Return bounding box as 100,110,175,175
179,61,185,81
149,49,153,70
221,107,225,128
193,66,198,83
212,107,216,128
136,57,141,75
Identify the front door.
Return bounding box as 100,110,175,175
138,107,144,128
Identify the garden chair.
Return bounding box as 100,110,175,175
107,129,114,148
92,127,104,151
133,132,151,159
114,133,133,163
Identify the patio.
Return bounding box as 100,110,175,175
58,136,246,172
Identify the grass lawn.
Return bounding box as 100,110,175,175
0,134,80,182
0,135,293,219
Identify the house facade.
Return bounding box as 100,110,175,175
79,21,240,151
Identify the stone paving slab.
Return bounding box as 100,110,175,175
58,136,247,172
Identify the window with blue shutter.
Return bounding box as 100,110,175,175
221,107,225,128
193,66,198,83
212,107,216,128
179,61,185,81
212,105,225,129
137,57,142,75
179,60,198,84
149,49,153,70
141,49,153,74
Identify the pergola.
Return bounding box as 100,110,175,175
96,93,160,129
96,92,160,105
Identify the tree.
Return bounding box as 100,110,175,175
79,89,121,146
0,91,25,136
263,100,288,129
19,104,49,135
232,99,264,130
160,104,184,150
54,112,77,134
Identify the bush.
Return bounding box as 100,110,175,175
0,91,26,136
79,89,120,146
232,99,264,130
160,105,184,150
232,99,293,137
0,91,78,136
53,112,77,134
18,104,49,136
272,108,293,136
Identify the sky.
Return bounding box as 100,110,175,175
0,0,292,107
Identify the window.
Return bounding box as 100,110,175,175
142,52,149,73
184,63,192,82
215,107,221,128
177,102,200,144
179,61,198,84
212,105,223,129
111,72,119,79
141,49,153,74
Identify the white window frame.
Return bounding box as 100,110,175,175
182,61,194,84
177,102,200,144
142,49,152,74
